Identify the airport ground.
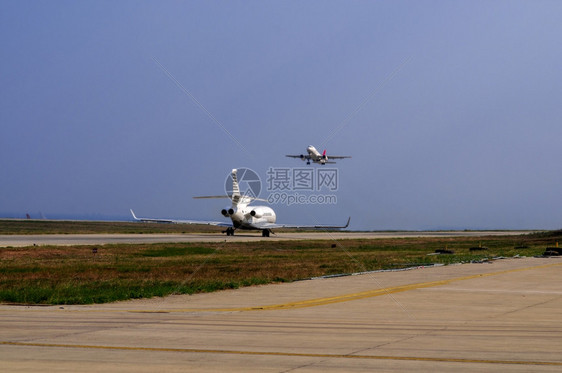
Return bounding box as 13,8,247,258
1,256,561,372
1,223,561,371
1,230,555,305
0,230,537,247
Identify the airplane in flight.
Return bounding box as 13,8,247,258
286,145,351,165
131,169,350,237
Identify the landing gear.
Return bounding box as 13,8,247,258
306,161,310,165
225,227,235,236
261,229,270,237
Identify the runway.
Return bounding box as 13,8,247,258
0,230,534,247
1,256,561,372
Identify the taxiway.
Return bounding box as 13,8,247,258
0,230,535,247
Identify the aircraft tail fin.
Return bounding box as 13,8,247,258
231,169,240,197
230,169,244,207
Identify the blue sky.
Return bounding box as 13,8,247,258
1,1,561,230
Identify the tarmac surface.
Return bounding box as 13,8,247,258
1,256,561,372
0,230,535,247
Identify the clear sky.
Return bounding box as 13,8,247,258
1,1,561,230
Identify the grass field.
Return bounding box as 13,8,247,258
1,221,560,305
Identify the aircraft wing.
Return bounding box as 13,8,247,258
130,209,232,227
286,154,308,159
255,217,351,230
326,155,352,159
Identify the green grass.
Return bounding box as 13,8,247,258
1,230,560,305
0,278,270,304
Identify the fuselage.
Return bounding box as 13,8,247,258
307,145,327,164
226,205,276,230
307,145,321,159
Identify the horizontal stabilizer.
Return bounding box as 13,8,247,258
193,195,231,199
193,195,268,202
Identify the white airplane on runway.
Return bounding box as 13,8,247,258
286,145,351,165
131,169,350,237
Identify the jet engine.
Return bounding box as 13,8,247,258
221,208,236,217
250,210,262,218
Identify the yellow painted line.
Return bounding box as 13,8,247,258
2,341,561,366
131,261,562,313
